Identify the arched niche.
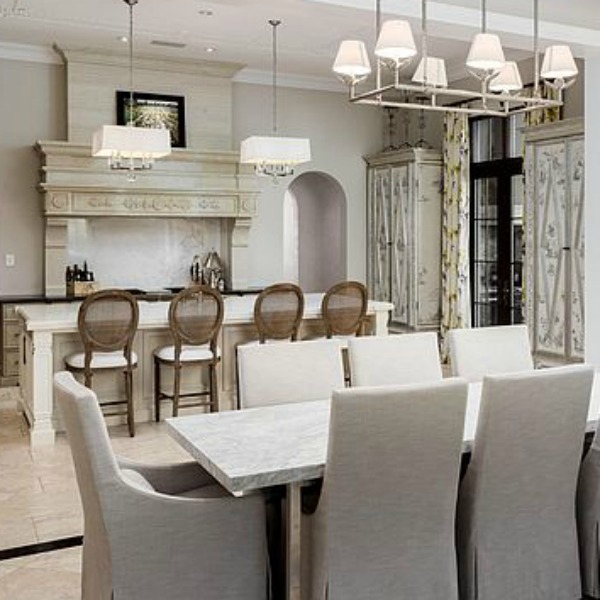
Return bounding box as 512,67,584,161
283,171,347,292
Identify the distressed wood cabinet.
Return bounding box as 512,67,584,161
524,118,584,363
365,149,442,330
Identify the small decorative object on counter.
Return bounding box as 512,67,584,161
66,261,100,297
202,250,225,290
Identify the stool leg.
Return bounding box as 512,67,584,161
154,357,161,422
125,369,135,437
173,363,182,418
209,362,219,413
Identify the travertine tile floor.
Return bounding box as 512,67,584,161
0,385,192,598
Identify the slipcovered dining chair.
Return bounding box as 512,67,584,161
577,398,600,598
456,365,594,600
65,289,139,437
253,283,304,343
154,285,224,421
303,379,468,600
448,324,534,382
237,339,345,409
54,371,268,600
348,332,442,387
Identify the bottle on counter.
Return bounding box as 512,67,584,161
65,266,73,283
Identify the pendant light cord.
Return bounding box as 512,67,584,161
481,0,487,33
126,0,138,126
533,0,540,95
422,0,428,86
269,19,281,135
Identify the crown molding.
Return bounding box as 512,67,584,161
0,42,62,65
234,68,345,93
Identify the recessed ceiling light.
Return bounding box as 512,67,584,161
118,36,128,43
198,9,213,16
205,46,217,53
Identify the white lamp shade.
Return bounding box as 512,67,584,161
333,40,371,78
240,136,311,165
412,57,448,88
489,61,523,92
375,20,417,61
92,125,171,159
541,45,578,80
466,33,505,71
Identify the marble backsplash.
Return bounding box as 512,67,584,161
67,217,222,290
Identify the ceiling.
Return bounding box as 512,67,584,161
0,0,597,84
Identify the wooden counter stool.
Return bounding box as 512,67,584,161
64,289,139,437
321,280,368,340
253,283,304,343
154,285,224,420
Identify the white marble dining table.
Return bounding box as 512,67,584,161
166,372,600,600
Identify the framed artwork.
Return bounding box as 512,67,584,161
116,91,186,148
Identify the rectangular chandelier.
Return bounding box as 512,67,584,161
333,0,577,118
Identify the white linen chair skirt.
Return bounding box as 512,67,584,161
304,379,468,600
456,365,594,600
577,429,600,597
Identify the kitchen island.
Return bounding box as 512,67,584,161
17,294,393,447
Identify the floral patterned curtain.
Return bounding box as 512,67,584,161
441,112,471,359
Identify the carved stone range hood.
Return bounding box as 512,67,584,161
37,141,260,295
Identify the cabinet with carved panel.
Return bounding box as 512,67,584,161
365,149,442,330
524,118,584,363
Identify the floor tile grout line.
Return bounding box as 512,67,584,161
0,536,83,562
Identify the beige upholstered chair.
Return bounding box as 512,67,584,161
54,371,268,600
304,379,468,600
456,365,593,600
348,332,442,387
577,404,600,598
321,280,368,339
253,283,304,343
448,324,534,382
237,339,345,409
65,289,139,437
154,285,224,420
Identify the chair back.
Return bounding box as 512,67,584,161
457,365,594,599
321,280,368,337
348,332,442,387
314,379,468,599
448,324,533,382
237,339,345,409
253,283,304,343
54,371,119,595
78,289,139,366
169,285,224,355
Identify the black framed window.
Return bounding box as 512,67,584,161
470,115,524,327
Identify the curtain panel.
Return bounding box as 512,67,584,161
441,112,471,359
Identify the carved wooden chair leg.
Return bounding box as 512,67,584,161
172,363,182,417
154,357,161,422
209,362,218,412
125,369,135,437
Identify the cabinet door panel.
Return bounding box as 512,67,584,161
390,165,410,325
369,168,392,303
415,163,442,328
535,142,567,357
569,137,585,358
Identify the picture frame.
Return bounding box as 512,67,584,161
116,91,186,148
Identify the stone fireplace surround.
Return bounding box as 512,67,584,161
37,141,259,295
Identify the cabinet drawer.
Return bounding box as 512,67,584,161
3,323,21,348
2,304,17,321
3,348,19,376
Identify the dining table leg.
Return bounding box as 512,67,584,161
286,482,302,600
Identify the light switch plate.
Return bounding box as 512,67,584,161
5,254,15,268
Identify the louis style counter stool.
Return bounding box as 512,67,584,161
154,285,224,420
64,289,139,437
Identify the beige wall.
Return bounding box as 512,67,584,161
232,82,382,286
0,59,66,295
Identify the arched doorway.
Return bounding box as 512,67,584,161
283,172,347,292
